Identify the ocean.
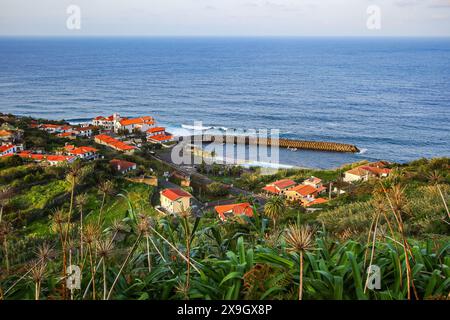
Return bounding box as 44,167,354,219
0,37,449,168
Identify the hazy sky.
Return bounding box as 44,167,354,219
1,0,450,36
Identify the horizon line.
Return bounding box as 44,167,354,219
1,34,450,39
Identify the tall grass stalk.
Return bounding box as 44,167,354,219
106,233,142,300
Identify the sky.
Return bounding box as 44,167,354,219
1,0,450,37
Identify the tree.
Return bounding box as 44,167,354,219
264,196,286,229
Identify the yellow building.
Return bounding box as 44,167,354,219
160,188,192,214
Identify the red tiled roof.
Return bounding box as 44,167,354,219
215,203,253,221
273,179,296,189
95,134,136,151
346,167,368,177
0,130,13,137
369,161,389,168
120,116,154,127
149,134,173,142
110,159,136,172
316,186,326,193
46,155,75,162
41,124,61,129
147,127,166,133
57,132,74,137
161,188,192,201
0,145,15,153
94,115,115,121
347,165,391,177
290,184,318,197
65,145,98,155
305,198,328,207
361,166,391,176
262,185,280,194
17,152,74,163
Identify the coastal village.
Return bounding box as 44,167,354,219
0,112,393,223
1,111,448,302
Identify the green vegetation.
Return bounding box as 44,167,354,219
0,115,448,301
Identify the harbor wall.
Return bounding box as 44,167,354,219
185,135,359,153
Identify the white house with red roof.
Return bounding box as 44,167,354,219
110,159,137,174
147,127,174,143
262,179,297,195
115,116,155,133
214,202,254,222
0,144,18,157
57,132,76,139
92,113,120,131
74,126,94,137
64,145,99,160
343,162,392,183
160,188,192,214
39,124,71,134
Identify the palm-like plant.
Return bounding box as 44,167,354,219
138,215,154,273
264,196,286,230
96,239,114,300
97,180,115,226
76,193,88,262
383,184,419,300
284,224,315,300
83,223,101,299
65,161,83,231
30,261,47,300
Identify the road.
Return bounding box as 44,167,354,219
150,146,268,208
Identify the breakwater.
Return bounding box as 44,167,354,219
185,135,360,153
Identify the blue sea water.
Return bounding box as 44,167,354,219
0,37,449,168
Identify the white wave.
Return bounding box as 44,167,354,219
181,124,212,131
242,161,295,169
359,148,368,154
209,154,295,169
164,126,192,137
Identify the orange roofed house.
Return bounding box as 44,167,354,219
160,188,192,214
284,184,328,207
262,179,297,195
94,134,136,154
17,152,75,166
343,161,391,183
64,145,99,160
110,159,137,174
215,203,254,222
39,124,73,134
302,176,323,189
0,130,14,142
147,127,173,143
115,116,155,134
